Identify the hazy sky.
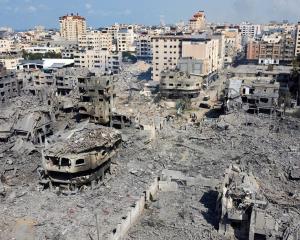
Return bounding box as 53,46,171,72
0,0,299,29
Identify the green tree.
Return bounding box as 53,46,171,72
22,50,62,60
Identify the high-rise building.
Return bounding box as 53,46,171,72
189,11,206,32
240,22,261,44
116,26,135,52
152,36,182,81
151,35,220,81
295,22,300,57
59,14,86,41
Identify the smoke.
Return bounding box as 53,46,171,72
233,0,299,22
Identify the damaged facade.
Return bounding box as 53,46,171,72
78,73,115,124
217,165,299,240
14,110,53,144
224,78,280,114
160,70,202,99
0,65,23,104
41,124,121,187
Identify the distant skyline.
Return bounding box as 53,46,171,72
0,0,299,30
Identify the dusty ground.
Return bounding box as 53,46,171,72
0,62,299,240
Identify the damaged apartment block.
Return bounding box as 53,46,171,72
77,73,115,125
224,78,280,114
0,64,23,104
160,70,202,99
40,123,121,189
216,165,299,240
14,110,54,144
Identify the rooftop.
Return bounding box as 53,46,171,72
229,64,292,75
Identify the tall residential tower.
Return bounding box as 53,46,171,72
59,14,86,41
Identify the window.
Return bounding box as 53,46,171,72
76,159,85,165
260,98,269,103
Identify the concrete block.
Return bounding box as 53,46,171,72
159,181,178,192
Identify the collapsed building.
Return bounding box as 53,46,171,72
77,73,115,124
159,57,204,100
41,123,121,188
0,108,17,141
14,110,54,144
160,70,202,99
217,165,300,240
224,78,280,114
53,68,90,96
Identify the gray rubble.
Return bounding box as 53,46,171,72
0,62,299,240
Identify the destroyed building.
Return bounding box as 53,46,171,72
0,108,17,141
217,165,283,240
77,73,115,124
160,70,202,99
41,124,121,187
55,71,78,96
53,68,91,96
14,110,53,144
241,79,279,113
224,79,243,113
224,78,280,114
0,65,23,104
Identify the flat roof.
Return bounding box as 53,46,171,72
229,64,292,75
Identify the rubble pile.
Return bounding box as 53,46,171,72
125,112,300,240
0,62,299,239
41,123,122,188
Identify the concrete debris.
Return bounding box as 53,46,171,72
41,124,121,187
0,62,299,240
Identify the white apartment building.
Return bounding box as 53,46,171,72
0,39,14,53
117,26,135,52
240,22,261,44
295,22,300,57
0,55,23,70
74,50,121,74
78,30,113,51
59,14,86,41
152,36,182,81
